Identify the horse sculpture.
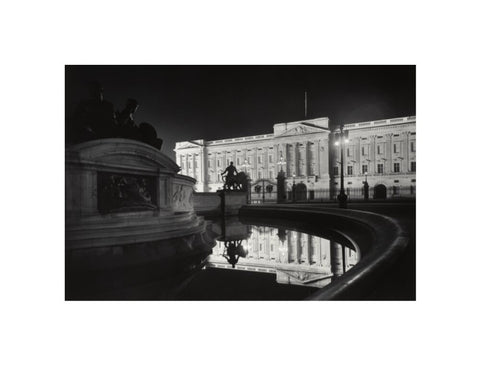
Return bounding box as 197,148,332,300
222,171,248,191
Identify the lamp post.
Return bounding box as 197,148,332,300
277,156,286,172
276,156,287,203
334,125,349,208
363,172,369,201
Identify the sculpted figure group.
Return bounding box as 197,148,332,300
67,82,163,150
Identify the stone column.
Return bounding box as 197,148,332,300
295,232,301,264
320,139,329,179
305,235,312,265
305,142,310,176
186,154,190,176
386,133,393,173
292,142,298,177
404,131,410,172
370,135,376,176
315,140,320,176
314,237,321,266
275,144,279,175
284,143,290,177
330,240,343,277
287,230,292,264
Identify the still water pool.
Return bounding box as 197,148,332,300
66,217,359,300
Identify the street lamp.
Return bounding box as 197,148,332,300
277,156,286,172
334,125,349,208
363,172,369,201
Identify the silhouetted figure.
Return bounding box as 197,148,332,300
221,162,238,190
68,82,116,143
116,98,141,140
67,83,163,151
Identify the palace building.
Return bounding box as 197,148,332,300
174,115,416,200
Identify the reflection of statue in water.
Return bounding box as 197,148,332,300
67,82,163,150
68,81,116,143
222,240,248,268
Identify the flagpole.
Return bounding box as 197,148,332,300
304,91,307,119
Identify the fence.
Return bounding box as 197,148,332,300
249,185,416,204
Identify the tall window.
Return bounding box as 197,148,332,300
411,141,416,152
347,166,353,175
347,148,350,157
188,160,192,169
207,160,211,168
258,156,262,164
333,166,339,176
362,146,365,156
362,165,368,174
269,155,273,163
394,162,400,173
377,145,381,154
394,144,398,153
377,164,384,174
258,171,262,179
237,157,240,165
217,160,220,167
411,161,416,172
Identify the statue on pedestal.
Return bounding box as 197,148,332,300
67,82,163,150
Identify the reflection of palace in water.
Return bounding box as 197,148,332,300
207,225,359,288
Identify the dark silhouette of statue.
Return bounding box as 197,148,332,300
67,82,163,150
115,99,163,149
222,240,247,268
116,98,141,140
68,81,116,143
221,162,239,190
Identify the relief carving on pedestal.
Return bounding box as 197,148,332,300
172,184,193,211
97,172,157,214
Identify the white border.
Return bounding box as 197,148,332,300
2,1,479,364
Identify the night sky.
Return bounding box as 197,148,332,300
65,65,415,160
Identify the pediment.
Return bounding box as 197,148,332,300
176,140,203,149
278,123,329,137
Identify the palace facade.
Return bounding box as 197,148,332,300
174,115,416,200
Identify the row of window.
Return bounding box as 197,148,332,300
207,155,275,168
333,161,416,176
346,141,416,157
208,169,277,182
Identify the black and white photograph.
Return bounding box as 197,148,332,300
3,1,479,364
65,65,416,300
